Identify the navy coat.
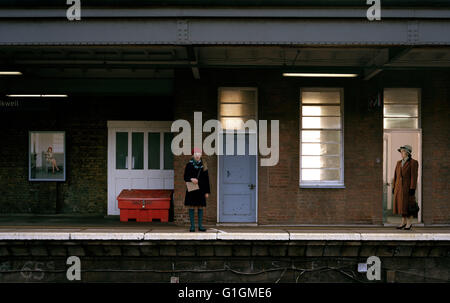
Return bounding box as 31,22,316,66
184,160,211,207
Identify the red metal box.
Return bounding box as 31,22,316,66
117,189,172,222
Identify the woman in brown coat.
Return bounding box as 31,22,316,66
392,145,418,230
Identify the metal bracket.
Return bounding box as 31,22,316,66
407,21,419,45
177,19,189,44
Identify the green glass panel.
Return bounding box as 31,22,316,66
132,132,144,170
148,132,160,169
164,132,174,169
116,132,128,169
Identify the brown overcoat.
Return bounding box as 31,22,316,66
392,157,418,216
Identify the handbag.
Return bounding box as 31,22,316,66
408,196,420,218
186,167,201,192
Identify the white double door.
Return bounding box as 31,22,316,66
107,121,174,215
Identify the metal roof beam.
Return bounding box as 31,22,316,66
2,8,450,19
1,19,450,46
1,0,449,8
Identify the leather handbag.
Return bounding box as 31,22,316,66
408,196,420,218
186,167,201,192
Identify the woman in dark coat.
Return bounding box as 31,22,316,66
184,147,210,232
392,145,419,230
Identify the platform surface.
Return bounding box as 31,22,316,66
0,214,449,241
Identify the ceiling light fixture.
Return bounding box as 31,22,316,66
0,71,22,75
6,94,68,97
282,72,358,78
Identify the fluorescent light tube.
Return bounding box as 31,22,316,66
6,94,68,97
283,73,358,78
0,71,22,75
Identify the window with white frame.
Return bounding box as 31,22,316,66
115,129,173,170
300,88,344,187
383,88,420,129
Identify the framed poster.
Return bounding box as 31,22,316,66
29,131,66,181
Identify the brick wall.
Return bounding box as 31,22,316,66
173,74,218,224
417,71,450,224
0,96,173,214
173,69,449,225
1,240,449,282
0,69,448,224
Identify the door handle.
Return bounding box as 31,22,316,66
227,170,230,177
248,184,255,190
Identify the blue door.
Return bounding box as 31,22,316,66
219,132,257,223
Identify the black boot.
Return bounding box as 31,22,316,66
197,209,206,232
189,209,195,232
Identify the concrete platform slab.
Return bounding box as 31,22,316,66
288,232,361,241
360,233,450,241
215,229,290,240
0,232,72,240
144,229,218,240
70,229,150,240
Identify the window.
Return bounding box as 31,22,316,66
218,87,257,130
300,88,344,188
147,131,174,170
383,88,420,129
114,129,172,170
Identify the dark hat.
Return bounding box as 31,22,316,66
397,145,412,154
